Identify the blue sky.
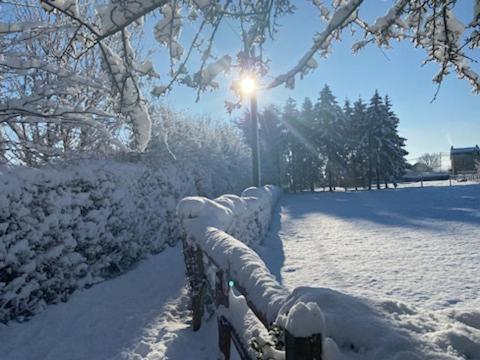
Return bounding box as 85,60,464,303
155,1,479,161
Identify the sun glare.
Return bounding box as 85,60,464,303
240,76,256,95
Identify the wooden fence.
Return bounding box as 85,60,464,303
178,187,325,360
183,230,324,360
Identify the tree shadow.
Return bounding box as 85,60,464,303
257,203,286,284
281,184,480,232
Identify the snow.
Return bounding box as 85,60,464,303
2,182,479,359
284,301,326,338
221,290,270,359
0,246,218,360
177,185,286,324
0,159,247,322
201,228,289,324
260,183,480,359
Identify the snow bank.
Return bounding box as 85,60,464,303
277,287,480,360
0,159,245,323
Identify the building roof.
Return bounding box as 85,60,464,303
450,145,480,155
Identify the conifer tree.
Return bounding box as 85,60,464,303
344,98,370,190
314,85,345,191
259,105,288,186
300,97,323,191
383,95,408,185
282,98,303,191
366,90,386,189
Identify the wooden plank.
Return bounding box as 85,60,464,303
182,241,205,331
216,269,231,359
285,329,323,360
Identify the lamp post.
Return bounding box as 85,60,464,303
240,76,261,187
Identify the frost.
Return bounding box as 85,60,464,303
151,85,168,97
199,55,232,88
40,0,79,17
102,41,151,151
153,3,184,60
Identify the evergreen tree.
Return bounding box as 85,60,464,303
314,85,345,191
259,105,288,186
343,98,367,190
383,95,408,184
235,87,407,192
282,98,303,191
301,97,323,191
366,90,386,189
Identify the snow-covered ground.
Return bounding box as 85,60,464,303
2,182,479,359
0,246,218,360
260,183,480,310
259,183,480,359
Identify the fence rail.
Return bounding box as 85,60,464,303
177,187,325,360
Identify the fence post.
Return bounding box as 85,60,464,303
216,269,231,359
285,329,323,360
183,240,205,331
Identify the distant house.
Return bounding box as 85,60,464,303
450,145,480,175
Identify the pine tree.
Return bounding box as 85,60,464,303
282,98,303,191
300,97,323,191
259,105,288,186
366,90,386,190
314,85,345,191
343,99,367,190
383,95,408,185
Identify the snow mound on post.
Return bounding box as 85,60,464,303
277,287,480,359
177,196,233,232
285,301,326,338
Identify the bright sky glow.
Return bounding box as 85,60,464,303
239,77,257,96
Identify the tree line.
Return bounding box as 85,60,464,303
237,85,408,191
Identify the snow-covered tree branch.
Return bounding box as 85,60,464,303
1,0,479,162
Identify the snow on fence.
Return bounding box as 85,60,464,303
177,186,327,359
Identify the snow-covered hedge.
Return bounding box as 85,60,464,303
0,159,247,323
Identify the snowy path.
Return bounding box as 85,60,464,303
260,183,480,311
0,246,217,360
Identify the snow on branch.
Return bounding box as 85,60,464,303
268,0,363,89
101,39,151,152
0,54,107,90
96,0,169,39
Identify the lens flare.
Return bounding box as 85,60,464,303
240,76,256,95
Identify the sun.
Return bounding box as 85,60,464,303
239,76,257,95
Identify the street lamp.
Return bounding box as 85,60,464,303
240,76,261,187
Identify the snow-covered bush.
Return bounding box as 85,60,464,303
0,156,248,323
147,108,252,196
